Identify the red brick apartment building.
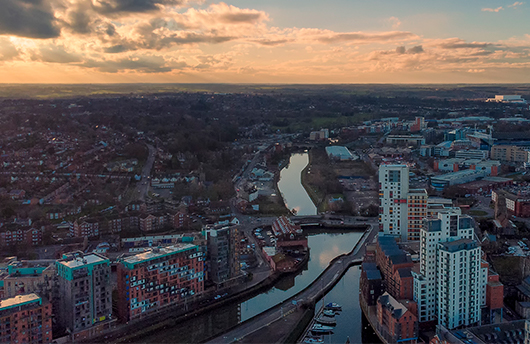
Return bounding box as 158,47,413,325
0,294,52,344
0,226,42,247
493,188,530,218
376,235,414,300
117,244,205,322
377,292,418,344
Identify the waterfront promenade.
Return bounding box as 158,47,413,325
205,224,379,344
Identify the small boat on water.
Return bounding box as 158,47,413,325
316,314,337,326
323,309,336,316
311,324,334,334
325,302,342,311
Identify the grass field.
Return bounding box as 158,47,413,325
468,210,489,217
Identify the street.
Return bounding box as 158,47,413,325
135,144,156,201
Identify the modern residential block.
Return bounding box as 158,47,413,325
117,244,205,322
0,294,52,344
379,164,410,241
55,252,112,334
203,226,240,285
412,208,486,329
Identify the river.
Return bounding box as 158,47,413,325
134,152,377,343
278,153,317,216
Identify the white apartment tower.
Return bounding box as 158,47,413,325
412,208,486,329
379,164,410,241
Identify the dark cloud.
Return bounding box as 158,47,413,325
0,0,61,38
317,31,415,44
104,44,132,53
66,6,93,34
91,0,186,16
439,42,491,49
251,39,293,46
407,45,424,54
105,23,117,36
219,12,264,24
388,45,424,55
470,50,494,56
82,55,185,73
118,19,235,50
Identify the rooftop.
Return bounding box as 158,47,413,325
0,294,41,312
122,244,197,266
439,238,477,253
325,146,355,160
378,292,408,319
58,253,107,269
431,169,486,183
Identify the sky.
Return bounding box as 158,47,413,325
0,0,529,83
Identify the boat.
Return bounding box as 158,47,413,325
323,309,336,316
304,336,324,344
311,324,334,334
316,314,337,326
325,302,342,311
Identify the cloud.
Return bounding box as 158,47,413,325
468,69,485,73
82,55,186,73
90,0,193,16
508,1,524,8
387,17,401,29
437,39,492,49
407,45,424,54
482,6,503,12
2,0,530,81
0,0,61,38
31,45,83,63
315,31,417,44
0,38,20,61
250,39,293,46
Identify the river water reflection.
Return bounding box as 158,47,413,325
135,152,377,343
278,153,317,216
240,231,363,321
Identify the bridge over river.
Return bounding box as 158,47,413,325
205,224,379,344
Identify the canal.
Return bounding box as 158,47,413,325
278,153,317,216
133,152,377,343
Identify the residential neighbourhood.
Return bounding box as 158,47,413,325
1,87,530,343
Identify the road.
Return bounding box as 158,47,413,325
472,194,495,218
206,224,379,344
135,144,156,201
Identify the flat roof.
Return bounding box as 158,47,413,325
0,294,41,312
439,239,477,252
58,253,106,269
431,169,484,182
325,146,354,159
122,244,197,267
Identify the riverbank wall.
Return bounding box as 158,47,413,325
84,267,304,343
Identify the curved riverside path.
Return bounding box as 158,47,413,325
205,224,378,344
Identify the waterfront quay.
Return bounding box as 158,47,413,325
205,224,378,344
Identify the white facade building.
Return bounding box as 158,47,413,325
412,208,486,329
379,164,410,241
437,239,482,329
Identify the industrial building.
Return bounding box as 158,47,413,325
325,146,356,161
